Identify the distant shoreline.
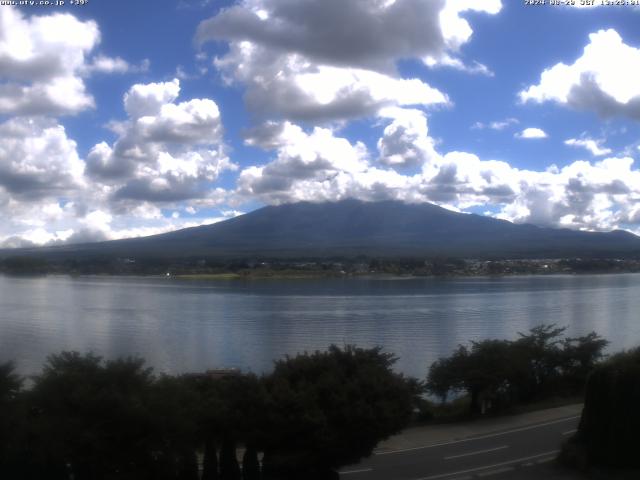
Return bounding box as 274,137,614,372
3,257,640,279
4,270,640,283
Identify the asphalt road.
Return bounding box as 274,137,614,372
339,414,581,480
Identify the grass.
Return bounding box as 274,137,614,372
173,273,243,280
173,270,345,280
412,394,583,427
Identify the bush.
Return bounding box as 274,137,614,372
426,325,608,415
574,347,640,468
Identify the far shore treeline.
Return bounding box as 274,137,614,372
3,254,640,277
0,326,638,479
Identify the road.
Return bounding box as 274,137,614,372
340,414,581,480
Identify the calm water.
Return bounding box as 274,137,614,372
1,274,640,378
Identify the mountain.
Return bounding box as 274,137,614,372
4,199,640,260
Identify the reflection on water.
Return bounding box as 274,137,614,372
1,274,639,378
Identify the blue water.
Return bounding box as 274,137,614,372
1,274,639,378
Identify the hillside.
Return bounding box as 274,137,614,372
3,199,640,260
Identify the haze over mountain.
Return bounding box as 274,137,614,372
4,200,640,261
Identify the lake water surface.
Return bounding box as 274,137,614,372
1,274,640,378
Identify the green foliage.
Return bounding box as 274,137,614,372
575,347,640,468
427,341,515,414
27,352,159,480
0,362,24,478
0,345,420,479
0,361,22,403
427,325,609,415
262,345,419,476
0,256,49,274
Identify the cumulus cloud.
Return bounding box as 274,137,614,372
377,108,439,169
520,29,640,120
438,0,502,52
235,113,640,234
0,117,85,200
515,127,548,139
198,0,500,122
0,73,238,248
213,42,449,123
0,7,100,115
564,137,612,157
86,79,236,204
197,0,447,71
0,7,153,117
238,122,372,203
498,157,638,232
0,203,235,248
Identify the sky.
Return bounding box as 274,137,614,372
1,0,640,247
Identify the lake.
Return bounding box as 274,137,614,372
1,273,639,378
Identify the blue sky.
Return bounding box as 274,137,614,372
1,0,639,246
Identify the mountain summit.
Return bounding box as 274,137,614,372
6,200,640,259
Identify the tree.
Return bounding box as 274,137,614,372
0,362,24,479
427,348,465,403
261,345,419,478
560,332,608,391
426,325,607,415
147,375,201,480
186,372,268,480
427,341,517,414
570,347,640,468
510,325,566,401
26,352,159,480
242,446,260,480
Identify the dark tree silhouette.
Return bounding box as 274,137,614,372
0,362,24,479
570,347,640,468
201,437,220,480
26,352,158,480
242,446,260,480
427,325,610,415
428,340,515,414
261,345,419,478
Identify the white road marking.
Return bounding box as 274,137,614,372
340,468,373,475
444,445,508,460
414,450,560,480
477,466,514,477
376,416,579,456
562,429,577,436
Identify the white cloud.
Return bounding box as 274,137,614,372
235,114,640,234
515,127,548,139
0,117,85,199
123,79,181,118
85,55,130,74
438,0,502,52
377,108,439,168
238,122,372,203
564,137,612,156
472,117,519,131
84,55,150,75
520,29,640,120
86,79,236,204
197,0,486,71
0,7,100,115
213,42,449,123
423,54,494,76
198,0,500,122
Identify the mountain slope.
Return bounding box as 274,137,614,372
5,199,640,259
